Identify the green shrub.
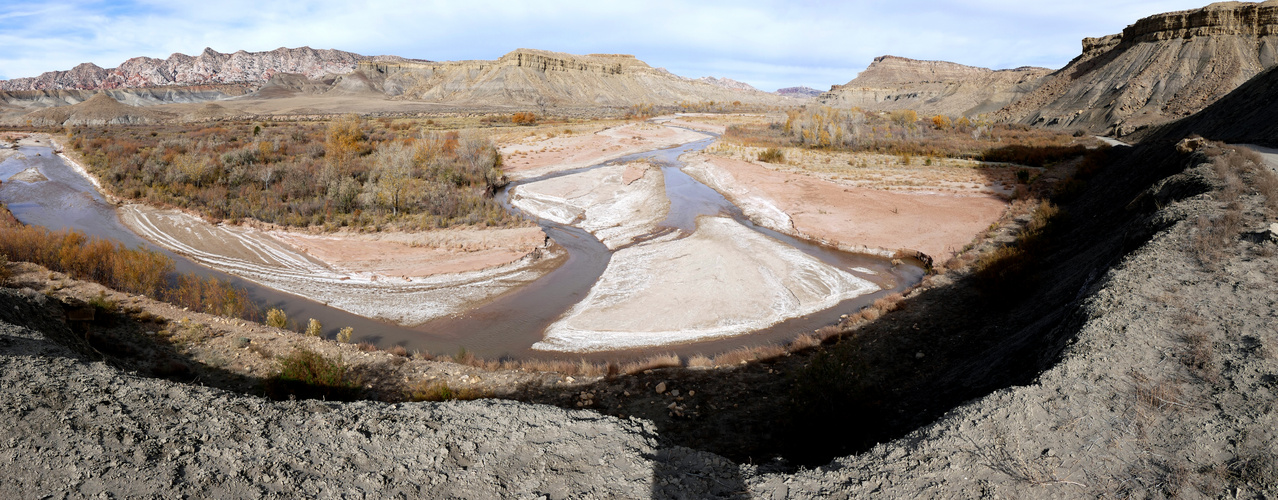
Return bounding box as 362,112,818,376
265,348,360,401
266,308,288,329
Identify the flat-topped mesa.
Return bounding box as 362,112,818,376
817,55,1051,117
1121,0,1278,41
998,0,1278,136
850,55,1002,85
0,46,375,91
358,49,788,107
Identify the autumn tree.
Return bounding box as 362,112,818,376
325,114,365,170
366,141,417,216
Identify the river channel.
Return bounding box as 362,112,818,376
0,130,923,361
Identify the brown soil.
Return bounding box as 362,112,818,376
269,226,546,277
685,153,1008,260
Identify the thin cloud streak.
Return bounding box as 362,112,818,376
0,1,1220,90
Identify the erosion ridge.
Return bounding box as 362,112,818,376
816,55,1051,116
997,0,1278,135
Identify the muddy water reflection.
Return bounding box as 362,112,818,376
1,132,923,360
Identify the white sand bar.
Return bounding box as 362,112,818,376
533,216,880,352
510,163,669,250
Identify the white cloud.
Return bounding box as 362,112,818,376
0,1,1224,90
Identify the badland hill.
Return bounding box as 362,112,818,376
815,56,1052,117
998,0,1278,135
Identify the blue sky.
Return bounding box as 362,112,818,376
0,0,1214,91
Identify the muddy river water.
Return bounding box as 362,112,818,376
0,132,923,361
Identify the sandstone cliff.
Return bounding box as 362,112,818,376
815,56,1051,117
997,0,1278,135
358,49,789,107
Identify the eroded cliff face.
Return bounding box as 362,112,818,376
358,49,787,107
0,47,386,91
815,56,1051,117
998,0,1278,135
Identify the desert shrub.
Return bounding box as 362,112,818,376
305,318,322,337
757,147,785,163
511,112,537,125
0,224,171,297
336,326,354,343
87,291,117,313
732,106,1081,162
70,120,522,232
265,348,360,401
167,275,257,320
405,380,488,402
265,308,288,329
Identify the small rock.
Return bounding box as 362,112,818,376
670,389,680,397
915,352,925,359
654,382,667,394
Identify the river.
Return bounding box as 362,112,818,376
0,130,923,361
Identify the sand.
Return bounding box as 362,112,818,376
499,122,710,179
510,162,669,250
533,216,880,352
120,205,561,325
683,153,1008,260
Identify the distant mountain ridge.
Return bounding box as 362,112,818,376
0,46,415,91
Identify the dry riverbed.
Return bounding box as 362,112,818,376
684,151,1010,261
499,121,710,179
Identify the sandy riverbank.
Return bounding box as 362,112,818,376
499,121,710,179
116,204,562,326
683,153,1008,261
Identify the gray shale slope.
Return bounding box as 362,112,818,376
0,289,746,498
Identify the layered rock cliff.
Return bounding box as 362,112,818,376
0,46,390,91
815,56,1051,117
358,49,788,107
997,0,1278,135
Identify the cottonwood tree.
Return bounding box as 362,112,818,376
366,141,418,216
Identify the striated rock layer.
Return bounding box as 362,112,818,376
0,46,401,91
815,55,1051,117
997,0,1278,135
358,49,789,107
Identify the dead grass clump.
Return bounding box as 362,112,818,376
621,354,682,375
405,379,489,402
859,307,882,322
356,342,378,352
815,324,844,341
1130,370,1188,413
386,345,409,357
789,333,823,351
1179,329,1220,384
687,354,715,368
